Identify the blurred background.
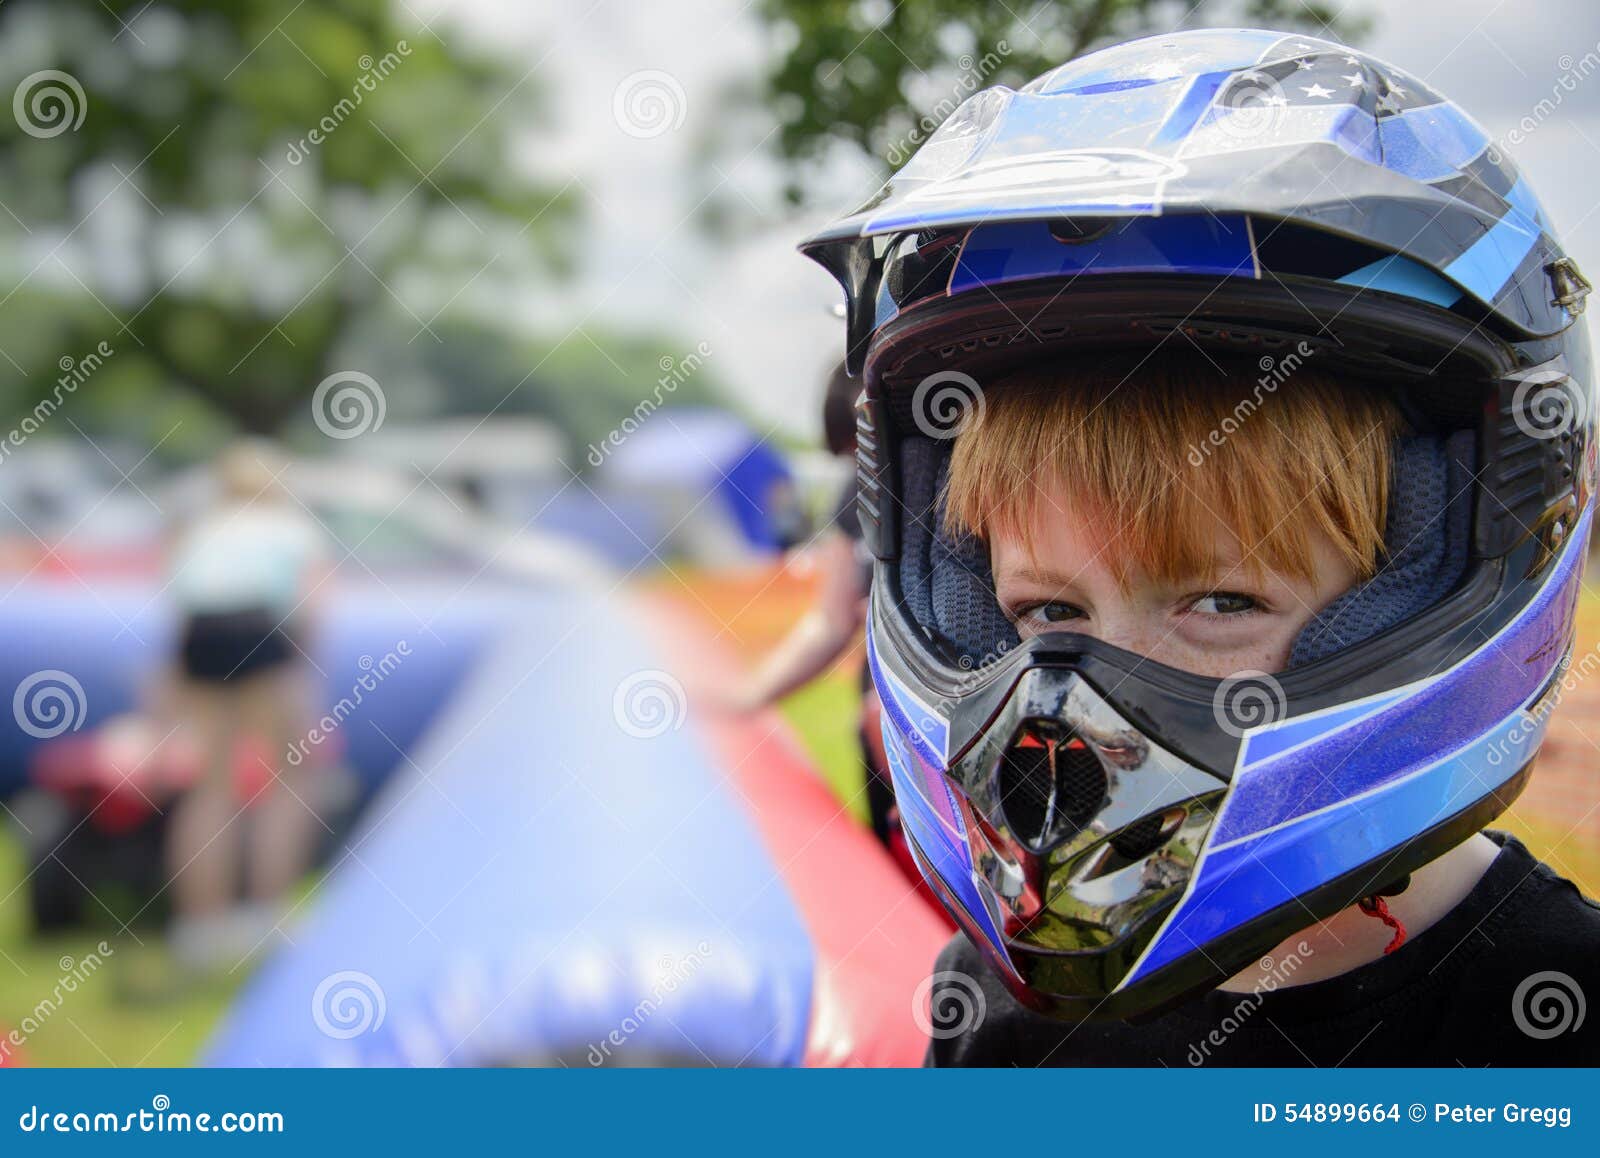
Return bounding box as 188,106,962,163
0,0,1597,1067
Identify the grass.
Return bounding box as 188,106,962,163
0,827,244,1067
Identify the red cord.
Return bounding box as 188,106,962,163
1358,895,1407,954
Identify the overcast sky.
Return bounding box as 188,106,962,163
425,0,1600,437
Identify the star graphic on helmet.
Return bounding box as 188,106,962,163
1302,83,1335,99
1342,72,1365,88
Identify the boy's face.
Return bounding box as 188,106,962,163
991,502,1358,678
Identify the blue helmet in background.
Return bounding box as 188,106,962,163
800,28,1596,1021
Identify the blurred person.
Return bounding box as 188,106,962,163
162,438,329,971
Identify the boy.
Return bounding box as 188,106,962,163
800,28,1600,1065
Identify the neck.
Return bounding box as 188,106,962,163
1215,831,1501,993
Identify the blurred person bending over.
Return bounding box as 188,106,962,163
164,439,329,970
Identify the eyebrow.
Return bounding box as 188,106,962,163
996,560,1256,592
994,564,1082,590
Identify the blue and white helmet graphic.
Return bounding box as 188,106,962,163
801,28,1596,1021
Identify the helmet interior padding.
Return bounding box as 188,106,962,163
1290,430,1476,665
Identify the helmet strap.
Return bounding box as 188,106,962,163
1356,893,1408,955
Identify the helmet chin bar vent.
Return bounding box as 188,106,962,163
997,722,1107,855
996,719,1193,863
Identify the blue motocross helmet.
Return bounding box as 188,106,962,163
800,28,1596,1022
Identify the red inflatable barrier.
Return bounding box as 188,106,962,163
642,595,951,1068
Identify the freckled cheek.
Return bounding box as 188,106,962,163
1158,622,1300,678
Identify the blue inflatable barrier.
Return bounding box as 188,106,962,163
0,577,520,799
204,587,815,1067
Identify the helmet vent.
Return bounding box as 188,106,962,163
1109,808,1183,861
998,725,1107,853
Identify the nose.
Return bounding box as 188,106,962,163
1089,611,1174,666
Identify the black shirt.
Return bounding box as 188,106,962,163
927,833,1600,1066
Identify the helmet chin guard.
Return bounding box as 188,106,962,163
809,28,1597,1021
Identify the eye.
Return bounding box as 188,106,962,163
1016,600,1083,625
1191,591,1259,616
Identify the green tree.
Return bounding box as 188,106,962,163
0,0,573,445
756,0,1369,201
